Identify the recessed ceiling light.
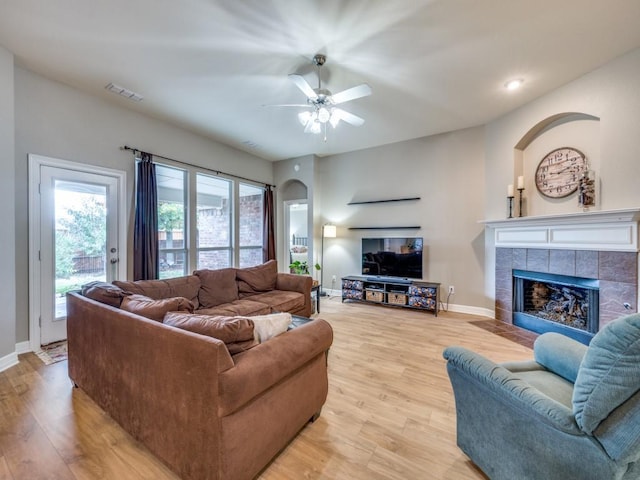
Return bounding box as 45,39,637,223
505,79,524,91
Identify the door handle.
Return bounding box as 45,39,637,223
110,258,119,264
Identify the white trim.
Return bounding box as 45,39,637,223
28,154,127,352
15,341,31,354
0,351,18,373
481,208,640,228
482,208,640,252
445,304,494,318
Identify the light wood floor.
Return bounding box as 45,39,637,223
0,299,536,480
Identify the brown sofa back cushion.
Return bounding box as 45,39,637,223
114,276,201,309
235,260,278,293
163,312,257,355
194,268,238,308
121,294,194,322
81,281,126,308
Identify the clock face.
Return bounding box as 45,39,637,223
535,147,587,198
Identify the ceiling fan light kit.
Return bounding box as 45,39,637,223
281,54,372,140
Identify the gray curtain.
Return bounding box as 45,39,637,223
263,187,275,262
133,152,159,280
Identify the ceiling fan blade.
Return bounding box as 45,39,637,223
262,104,311,108
288,74,318,100
331,83,372,104
332,108,365,127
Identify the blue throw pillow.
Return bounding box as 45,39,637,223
573,313,640,434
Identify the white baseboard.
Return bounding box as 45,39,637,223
0,342,33,374
0,351,19,373
15,341,31,354
444,303,494,318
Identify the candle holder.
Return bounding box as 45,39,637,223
517,188,525,217
507,196,514,218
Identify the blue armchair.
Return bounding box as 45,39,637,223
443,313,640,480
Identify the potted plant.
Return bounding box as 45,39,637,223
289,260,321,276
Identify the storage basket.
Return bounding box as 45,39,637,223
365,290,384,302
342,279,363,290
408,285,437,297
387,293,407,305
343,289,363,300
409,296,436,309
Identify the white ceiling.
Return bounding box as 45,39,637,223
1,0,640,161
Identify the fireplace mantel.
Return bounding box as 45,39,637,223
481,208,640,252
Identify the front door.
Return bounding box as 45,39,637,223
30,155,125,347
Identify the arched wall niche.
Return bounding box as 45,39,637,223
514,112,601,216
280,179,308,202
280,179,312,272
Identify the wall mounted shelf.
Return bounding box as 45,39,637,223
347,197,420,205
348,226,421,230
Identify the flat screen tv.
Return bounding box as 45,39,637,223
361,237,423,280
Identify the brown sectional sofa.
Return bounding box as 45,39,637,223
66,261,332,480
113,259,314,318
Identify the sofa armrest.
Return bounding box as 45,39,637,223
534,332,588,383
218,319,333,416
66,291,235,479
443,346,581,435
276,272,312,294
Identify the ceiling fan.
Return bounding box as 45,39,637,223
274,54,372,139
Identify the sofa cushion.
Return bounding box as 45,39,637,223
114,276,201,309
121,294,194,322
249,313,292,343
235,260,277,293
246,290,305,313
197,299,271,317
193,268,238,308
81,281,126,308
163,312,257,355
573,313,640,434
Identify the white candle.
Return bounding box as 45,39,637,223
507,184,514,197
517,176,524,189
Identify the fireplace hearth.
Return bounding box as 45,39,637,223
513,270,599,344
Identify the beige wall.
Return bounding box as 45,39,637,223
13,67,273,344
312,127,487,311
0,47,16,360
4,44,640,358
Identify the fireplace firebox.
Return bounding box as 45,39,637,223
513,269,599,345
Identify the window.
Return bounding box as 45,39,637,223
239,183,264,268
156,165,187,279
196,173,232,269
155,163,265,275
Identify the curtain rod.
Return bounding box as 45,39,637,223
120,145,275,188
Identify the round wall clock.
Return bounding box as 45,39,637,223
535,147,588,198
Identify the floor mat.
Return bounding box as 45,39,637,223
36,340,68,365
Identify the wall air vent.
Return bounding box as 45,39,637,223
105,83,143,102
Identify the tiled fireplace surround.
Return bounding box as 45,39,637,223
488,209,640,332
495,248,638,330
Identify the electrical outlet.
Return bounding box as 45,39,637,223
332,275,337,282
448,285,455,295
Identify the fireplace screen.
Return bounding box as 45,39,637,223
513,270,599,339
523,280,592,330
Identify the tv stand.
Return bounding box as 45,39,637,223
342,275,440,316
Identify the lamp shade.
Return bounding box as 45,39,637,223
323,224,337,238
